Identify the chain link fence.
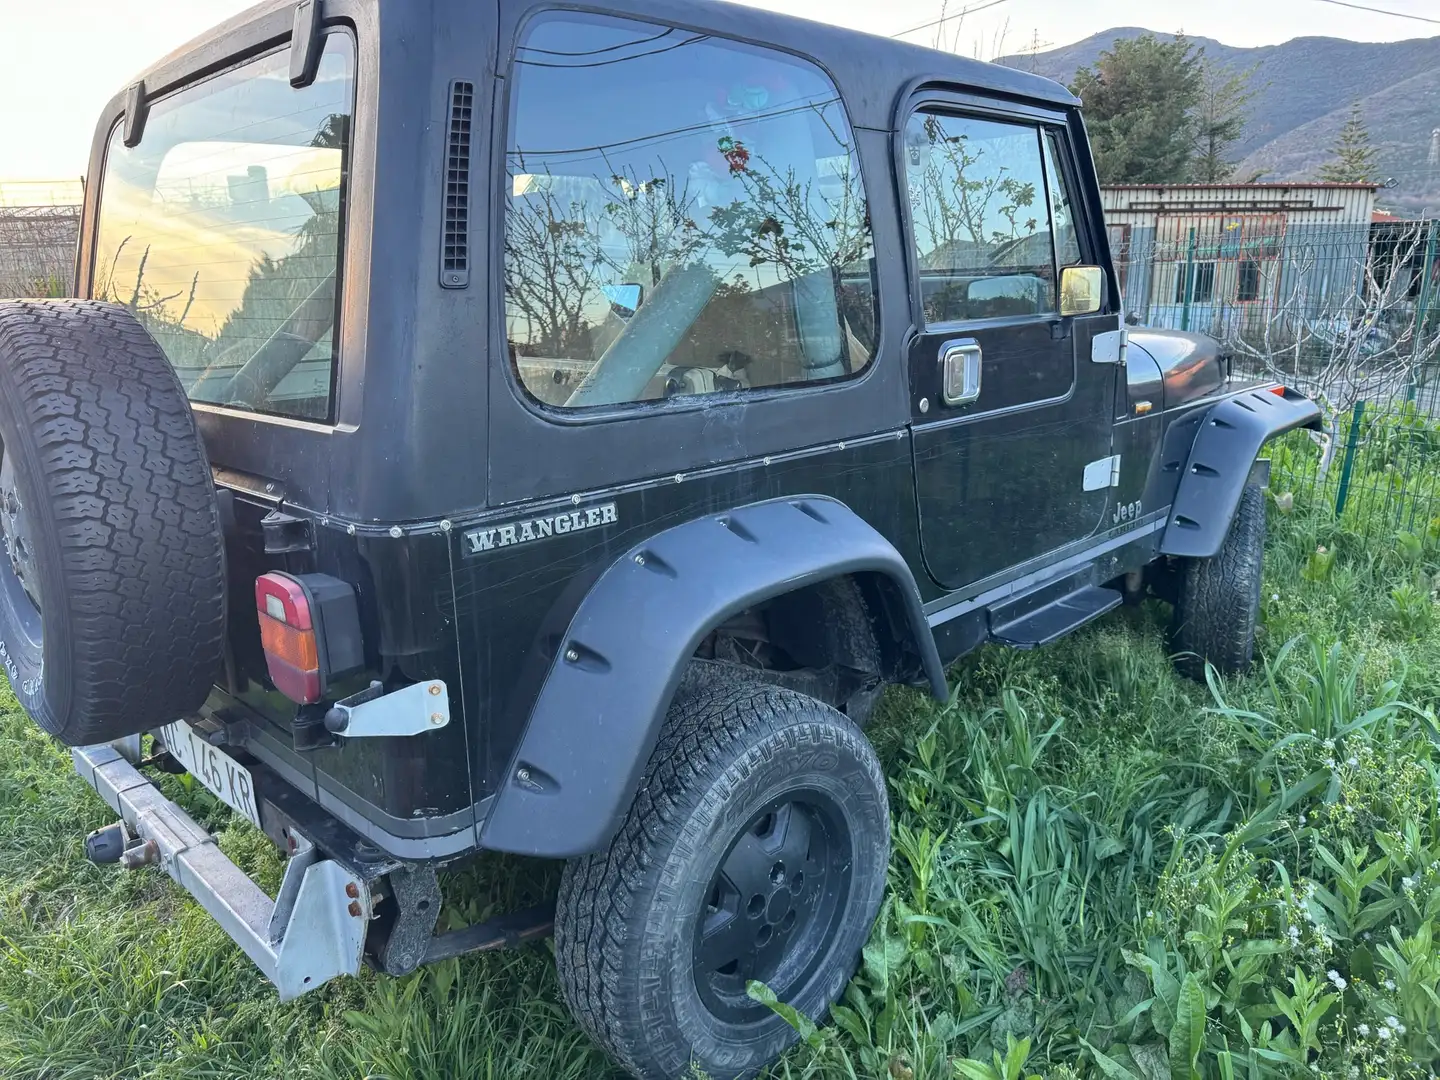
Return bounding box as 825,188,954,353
1115,214,1440,541
0,206,80,299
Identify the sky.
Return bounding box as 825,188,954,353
0,0,1436,194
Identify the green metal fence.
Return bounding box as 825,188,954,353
1115,215,1440,538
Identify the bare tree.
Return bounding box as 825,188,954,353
601,168,705,287
1223,220,1440,476
504,178,607,358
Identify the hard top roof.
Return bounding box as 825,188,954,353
130,0,1079,119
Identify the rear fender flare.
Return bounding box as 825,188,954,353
1160,387,1321,560
479,496,945,858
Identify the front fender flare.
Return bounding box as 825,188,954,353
479,497,945,858
1160,387,1321,559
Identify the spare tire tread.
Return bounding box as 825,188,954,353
0,300,225,745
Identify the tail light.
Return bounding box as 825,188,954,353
255,572,363,704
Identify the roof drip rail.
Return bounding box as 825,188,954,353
290,0,323,88
122,82,147,148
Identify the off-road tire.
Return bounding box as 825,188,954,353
0,300,226,745
1171,482,1265,679
554,680,889,1080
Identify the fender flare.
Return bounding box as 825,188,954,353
1160,387,1321,560
479,496,946,858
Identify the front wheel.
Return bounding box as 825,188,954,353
554,680,889,1080
1171,482,1266,679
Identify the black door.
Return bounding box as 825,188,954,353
901,101,1117,592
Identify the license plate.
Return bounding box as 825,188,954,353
160,720,262,829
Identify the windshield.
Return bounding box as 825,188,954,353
94,35,354,422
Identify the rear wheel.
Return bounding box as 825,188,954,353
0,300,226,745
554,680,889,1080
1171,482,1266,679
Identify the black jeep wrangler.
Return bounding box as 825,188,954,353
0,1,1319,1076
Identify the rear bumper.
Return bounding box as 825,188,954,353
72,740,372,1000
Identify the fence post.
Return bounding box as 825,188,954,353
1333,400,1366,519
1180,226,1197,332
1410,221,1437,403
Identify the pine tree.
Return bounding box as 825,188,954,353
1070,34,1204,185
1319,104,1380,184
1192,60,1256,183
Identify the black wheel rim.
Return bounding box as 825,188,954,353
0,444,42,644
692,791,853,1024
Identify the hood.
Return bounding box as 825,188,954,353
1127,329,1227,409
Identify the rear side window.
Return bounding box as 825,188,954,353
903,113,1064,325
504,13,878,410
94,35,354,422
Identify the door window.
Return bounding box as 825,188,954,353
902,113,1063,325
1043,131,1082,270
504,13,877,410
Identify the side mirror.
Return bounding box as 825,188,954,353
602,283,643,320
1059,265,1104,317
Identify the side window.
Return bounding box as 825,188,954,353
1043,131,1083,269
903,113,1056,324
504,14,878,410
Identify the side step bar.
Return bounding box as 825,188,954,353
72,742,370,1000
990,584,1124,649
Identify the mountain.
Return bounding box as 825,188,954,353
997,30,1440,214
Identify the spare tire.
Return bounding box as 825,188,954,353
0,300,226,746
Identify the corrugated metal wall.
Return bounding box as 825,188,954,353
1101,184,1379,335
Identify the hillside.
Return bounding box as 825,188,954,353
997,30,1440,213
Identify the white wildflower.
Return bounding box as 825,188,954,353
1324,757,1336,769
1403,876,1416,891
1327,970,1348,990
1358,1023,1370,1037
1385,1016,1401,1030
1347,756,1359,767
1378,1027,1391,1041
1323,738,1336,751
1272,592,1280,601
1384,978,1396,990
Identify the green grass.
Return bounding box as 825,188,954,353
2,434,1439,1078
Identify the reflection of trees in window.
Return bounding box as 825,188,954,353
505,180,606,359
707,127,872,279
602,169,704,287
97,108,349,417
907,115,1040,271
505,114,874,370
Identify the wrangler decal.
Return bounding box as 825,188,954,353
463,502,619,555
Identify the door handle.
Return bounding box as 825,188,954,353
941,339,982,406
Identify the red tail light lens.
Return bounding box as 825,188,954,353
1268,385,1287,397
256,572,322,703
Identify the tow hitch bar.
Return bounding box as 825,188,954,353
73,740,371,999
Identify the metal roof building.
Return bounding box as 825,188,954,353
1101,183,1379,336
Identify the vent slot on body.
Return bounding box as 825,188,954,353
441,80,474,288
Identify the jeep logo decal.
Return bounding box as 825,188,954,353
463,502,618,555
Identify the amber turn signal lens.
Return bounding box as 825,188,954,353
259,612,319,670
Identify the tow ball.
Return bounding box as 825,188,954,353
84,820,159,869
